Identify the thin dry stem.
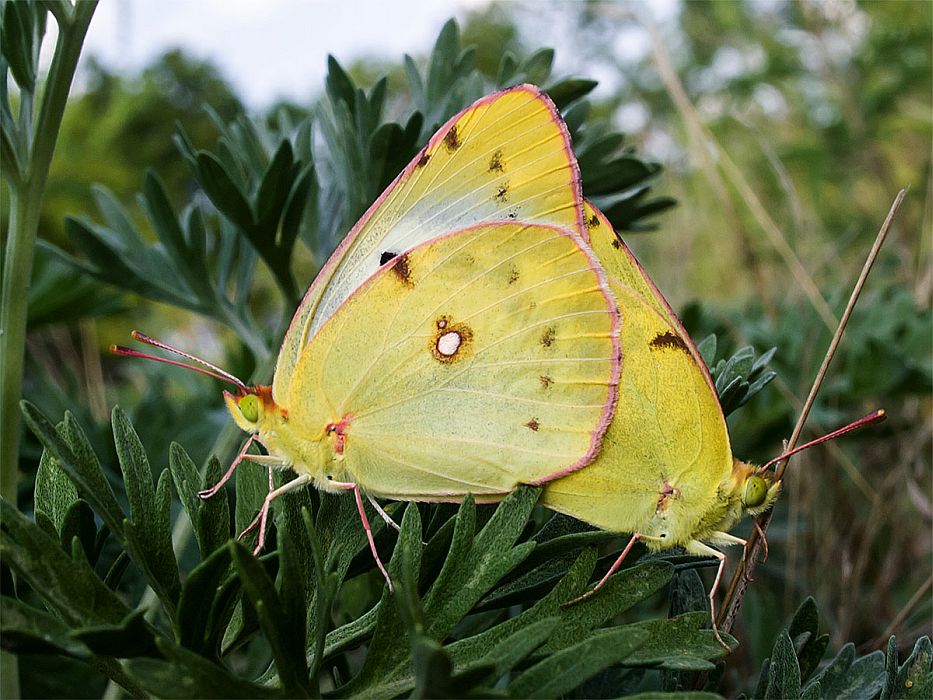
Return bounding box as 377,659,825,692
868,575,933,650
718,188,908,635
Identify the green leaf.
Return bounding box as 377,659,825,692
332,506,419,696
0,596,91,657
230,541,311,697
234,460,269,545
766,631,802,699
883,636,933,700
545,78,598,109
1,0,39,91
788,597,828,683
255,140,296,231
71,610,159,658
142,171,215,301
125,638,281,699
113,408,181,617
424,487,540,641
20,403,125,540
195,151,255,231
0,499,129,627
410,635,459,699
509,625,648,699
806,643,886,700
58,500,99,564
34,438,79,534
622,612,736,667
539,560,675,654
170,446,230,559
176,545,235,656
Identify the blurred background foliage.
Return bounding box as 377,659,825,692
6,0,931,697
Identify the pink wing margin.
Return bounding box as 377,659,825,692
274,83,587,402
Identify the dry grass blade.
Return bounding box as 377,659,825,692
718,188,908,635
641,16,837,332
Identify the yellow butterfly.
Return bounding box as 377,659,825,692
117,86,621,587
541,201,884,643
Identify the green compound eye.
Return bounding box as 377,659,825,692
742,475,768,508
238,395,260,423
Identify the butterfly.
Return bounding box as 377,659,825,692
116,85,622,588
541,200,884,645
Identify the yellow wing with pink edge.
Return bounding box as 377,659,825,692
283,221,620,499
542,206,732,543
583,200,717,398
273,85,584,403
540,278,732,542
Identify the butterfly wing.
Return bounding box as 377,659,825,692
542,209,732,541
284,221,620,499
583,200,717,395
274,85,584,402
541,280,732,538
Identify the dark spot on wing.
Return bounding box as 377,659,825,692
587,214,600,230
443,125,460,152
525,418,540,432
540,326,556,348
507,265,520,285
416,150,430,168
380,251,398,266
650,331,689,354
495,182,509,203
488,149,504,172
463,253,475,265
539,375,553,390
507,210,518,219
611,237,622,249
392,253,414,287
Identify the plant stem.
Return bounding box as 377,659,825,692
0,6,97,697
0,1,98,501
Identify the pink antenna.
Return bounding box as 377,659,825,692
111,330,246,390
758,409,886,474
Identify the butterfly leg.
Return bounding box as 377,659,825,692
687,540,734,652
198,434,263,499
562,533,644,607
238,473,314,555
366,493,402,533
753,518,769,561
330,481,394,592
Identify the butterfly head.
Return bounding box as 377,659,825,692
224,385,279,434
734,460,781,516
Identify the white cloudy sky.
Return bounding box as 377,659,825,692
71,0,681,111
79,0,485,108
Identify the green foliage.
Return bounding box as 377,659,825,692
696,335,776,417
753,598,932,700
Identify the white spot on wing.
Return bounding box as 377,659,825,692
437,331,462,356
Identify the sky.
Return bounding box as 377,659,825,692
79,0,483,109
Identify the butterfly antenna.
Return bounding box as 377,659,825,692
757,409,886,474
111,330,247,390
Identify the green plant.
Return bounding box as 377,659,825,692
753,598,932,699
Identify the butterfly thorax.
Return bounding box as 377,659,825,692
224,386,356,491
635,460,781,551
